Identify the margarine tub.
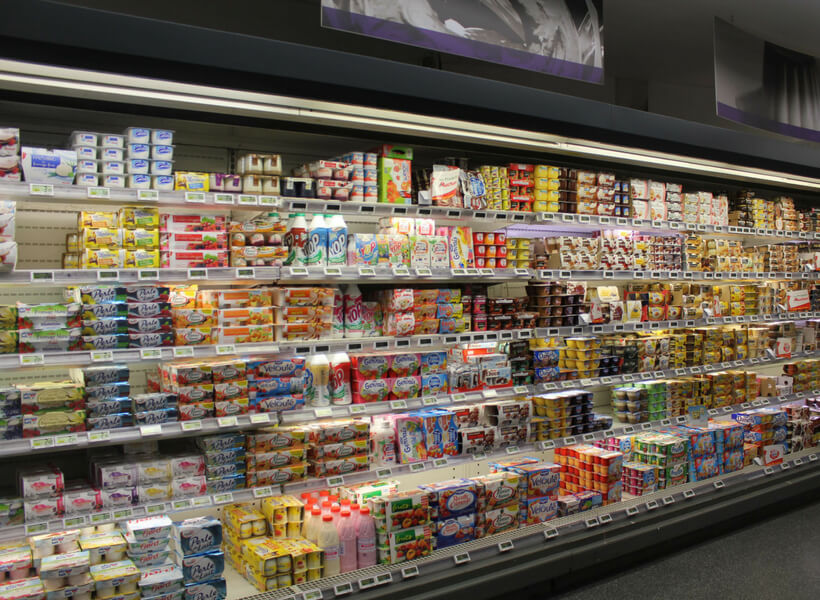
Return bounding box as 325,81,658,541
123,127,150,144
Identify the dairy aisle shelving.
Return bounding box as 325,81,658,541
1,57,820,600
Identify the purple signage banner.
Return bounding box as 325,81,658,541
321,0,603,84
715,18,820,142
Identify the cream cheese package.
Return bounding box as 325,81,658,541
21,148,77,185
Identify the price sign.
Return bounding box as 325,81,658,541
140,425,162,437
30,271,54,283
401,565,420,579
181,421,203,432
253,486,275,498
432,458,449,468
453,553,471,565
376,468,393,478
392,266,410,277
54,433,78,447
20,353,45,367
187,269,208,280
87,186,111,199
146,503,167,515
498,540,514,553
185,192,206,203
90,350,114,362
410,462,427,473
235,268,256,279
212,493,234,504
505,445,520,455
249,413,271,424
390,400,408,410
138,270,159,281
215,345,236,355
358,267,376,277
140,348,163,360
137,189,159,202
26,523,49,535
544,528,559,540
30,437,54,450
29,183,54,196
88,430,111,443
112,508,134,520
217,416,238,427
90,512,112,524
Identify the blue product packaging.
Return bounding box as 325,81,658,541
176,550,225,583
435,513,475,548
419,478,478,518
183,579,227,600
420,351,447,375
173,516,223,556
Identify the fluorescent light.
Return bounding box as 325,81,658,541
1,58,819,191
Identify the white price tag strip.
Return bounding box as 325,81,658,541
19,353,45,366
453,552,471,565
498,540,514,553
140,425,162,437
217,416,238,428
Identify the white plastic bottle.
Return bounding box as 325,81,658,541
305,354,330,406
306,506,322,543
318,514,341,577
286,213,307,265
328,351,352,405
343,284,363,338
371,416,397,466
305,213,328,266
356,507,377,569
338,509,358,573
327,214,348,265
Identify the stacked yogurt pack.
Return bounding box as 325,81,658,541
71,128,174,190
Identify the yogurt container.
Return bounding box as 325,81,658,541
151,130,174,145
123,128,151,144
126,159,150,175
100,135,124,148
100,148,124,161
74,146,97,159
77,159,98,174
127,174,151,189
102,161,124,175
104,175,125,188
76,174,99,187
152,176,174,191
152,146,174,161
126,144,150,159
71,132,98,146
151,160,173,176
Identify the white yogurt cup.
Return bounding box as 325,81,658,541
74,145,97,159
151,129,174,144
128,174,151,189
151,160,173,175
76,174,99,187
100,134,124,148
102,161,124,175
151,145,174,160
152,175,174,191
77,159,99,174
124,127,151,144
126,144,150,159
126,159,150,174
104,175,126,188
71,131,98,146
100,147,124,161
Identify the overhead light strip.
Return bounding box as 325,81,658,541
0,59,819,191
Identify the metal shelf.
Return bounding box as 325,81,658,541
535,349,818,393
5,182,819,243
284,446,820,600
536,269,818,282
534,211,819,243
278,265,532,283
537,311,820,338
3,267,280,286
0,329,535,371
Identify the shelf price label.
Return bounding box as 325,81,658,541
139,348,163,360
249,413,271,424
184,192,206,203
96,270,120,282
401,565,420,579
29,183,54,196
88,430,111,443
376,467,393,478
137,189,159,202
432,458,449,468
326,476,345,487
172,500,193,511
112,508,134,520
20,353,45,367
253,487,275,498
140,425,162,437
390,400,408,410
26,523,49,536
453,552,471,565
409,462,427,473
90,512,112,524
498,540,514,553
212,493,234,504
213,193,235,205
187,268,208,280
180,421,203,432
235,268,256,279
215,345,236,355
87,187,111,199
192,496,213,508
90,350,114,362
30,271,54,283
173,346,195,358
54,433,78,447
30,437,55,450
217,416,238,428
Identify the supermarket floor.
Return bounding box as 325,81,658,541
534,497,820,600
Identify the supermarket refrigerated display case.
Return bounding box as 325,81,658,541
0,5,819,600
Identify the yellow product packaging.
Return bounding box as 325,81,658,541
261,495,304,526
174,172,210,192
80,227,123,250
124,249,160,269
123,229,159,250
79,210,118,229
119,206,159,230
82,248,124,269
